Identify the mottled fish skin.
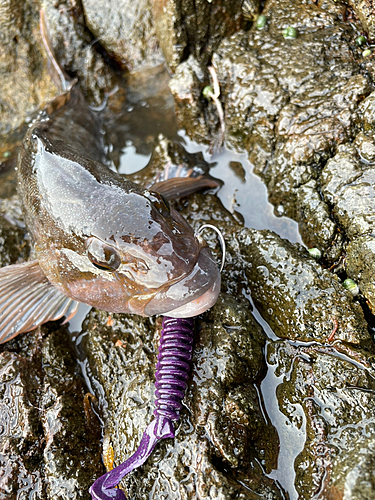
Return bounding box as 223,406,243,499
15,85,221,319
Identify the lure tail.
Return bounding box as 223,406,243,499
89,317,194,500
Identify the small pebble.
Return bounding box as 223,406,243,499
308,248,322,261
356,35,367,46
342,278,359,296
283,26,297,39
255,15,267,30
202,85,213,99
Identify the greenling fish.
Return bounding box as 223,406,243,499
0,15,221,344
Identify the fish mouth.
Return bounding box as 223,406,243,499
143,247,221,318
162,276,221,318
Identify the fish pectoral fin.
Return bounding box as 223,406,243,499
0,260,79,344
150,176,219,201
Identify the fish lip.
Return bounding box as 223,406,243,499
162,273,221,318
143,246,221,317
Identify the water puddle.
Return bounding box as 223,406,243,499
178,132,303,244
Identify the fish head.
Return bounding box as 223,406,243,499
46,187,221,318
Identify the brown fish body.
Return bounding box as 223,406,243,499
0,83,220,342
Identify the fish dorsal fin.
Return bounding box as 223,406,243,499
150,176,219,201
0,260,79,343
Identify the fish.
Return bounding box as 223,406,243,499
0,16,221,344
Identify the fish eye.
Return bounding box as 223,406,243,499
86,237,121,272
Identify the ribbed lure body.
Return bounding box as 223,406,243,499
90,317,194,500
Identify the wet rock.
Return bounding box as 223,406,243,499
41,325,102,499
0,195,29,266
161,0,369,268
226,227,375,498
42,0,116,107
233,228,370,346
152,0,244,72
82,0,165,72
320,140,375,312
354,131,375,163
242,0,261,21
211,0,370,220
0,341,45,500
348,0,375,39
0,323,103,500
169,56,210,144
321,145,375,239
0,0,58,135
346,235,375,314
79,212,375,499
267,339,375,499
0,211,102,499
295,180,336,251
2,1,375,498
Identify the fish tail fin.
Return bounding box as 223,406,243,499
0,260,79,344
40,8,73,93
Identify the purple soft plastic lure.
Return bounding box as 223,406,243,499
89,316,195,500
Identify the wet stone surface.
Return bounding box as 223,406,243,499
169,0,375,317
267,340,375,499
0,0,58,135
79,279,283,499
152,0,245,72
235,228,370,346
0,323,103,500
82,0,165,72
39,0,116,107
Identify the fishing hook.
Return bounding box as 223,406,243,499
196,224,226,272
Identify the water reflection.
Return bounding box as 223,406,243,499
178,131,303,244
